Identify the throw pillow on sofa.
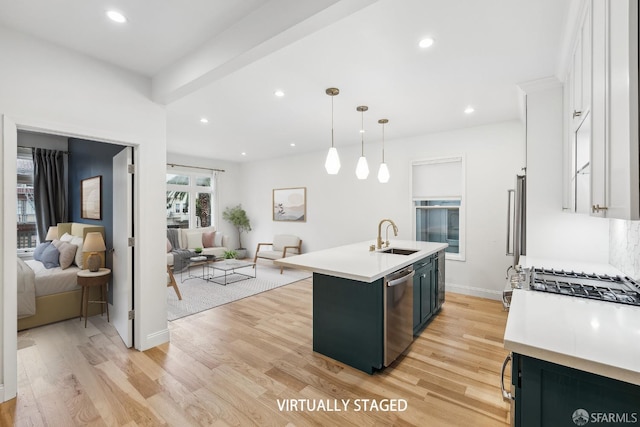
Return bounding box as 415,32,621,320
202,231,216,248
186,232,203,249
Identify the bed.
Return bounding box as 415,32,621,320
17,222,106,331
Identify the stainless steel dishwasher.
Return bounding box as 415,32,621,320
383,266,415,366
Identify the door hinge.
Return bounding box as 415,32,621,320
127,164,135,174
128,310,135,320
128,237,135,247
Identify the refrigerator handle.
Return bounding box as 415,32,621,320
501,353,514,401
506,189,514,256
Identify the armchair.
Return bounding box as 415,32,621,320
253,234,302,274
167,265,182,300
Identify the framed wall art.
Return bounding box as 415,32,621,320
273,187,306,222
81,175,102,220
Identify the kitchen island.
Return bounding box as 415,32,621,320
504,288,640,426
276,240,447,374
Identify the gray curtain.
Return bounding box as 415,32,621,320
33,148,68,242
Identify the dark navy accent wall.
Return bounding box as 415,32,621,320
68,138,125,272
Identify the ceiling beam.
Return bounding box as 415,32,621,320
151,0,378,104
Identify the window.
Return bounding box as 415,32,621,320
166,169,216,229
412,156,465,261
17,147,37,250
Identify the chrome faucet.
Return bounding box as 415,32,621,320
377,219,398,249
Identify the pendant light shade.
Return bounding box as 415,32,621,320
325,147,341,174
377,119,390,183
355,105,369,179
325,88,341,174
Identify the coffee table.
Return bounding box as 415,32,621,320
181,254,217,282
206,260,256,285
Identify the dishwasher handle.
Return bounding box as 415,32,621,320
387,270,415,287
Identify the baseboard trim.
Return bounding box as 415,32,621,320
139,328,170,351
446,282,502,301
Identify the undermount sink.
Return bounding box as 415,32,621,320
380,248,419,255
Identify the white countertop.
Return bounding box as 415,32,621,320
504,289,640,386
274,240,448,282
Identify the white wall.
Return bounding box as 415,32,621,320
524,81,610,263
240,120,525,299
0,25,168,401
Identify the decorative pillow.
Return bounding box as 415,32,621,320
214,233,224,247
41,244,60,269
33,242,51,261
59,232,74,243
56,241,78,269
166,237,172,253
202,231,216,248
70,236,84,268
186,232,203,249
51,239,63,249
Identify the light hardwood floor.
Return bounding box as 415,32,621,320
2,278,511,426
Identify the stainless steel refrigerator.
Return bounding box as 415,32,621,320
506,175,526,268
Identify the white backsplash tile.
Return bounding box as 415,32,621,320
609,219,640,279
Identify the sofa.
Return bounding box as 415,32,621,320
166,226,229,267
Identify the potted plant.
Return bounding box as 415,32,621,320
222,204,251,259
194,247,203,255
223,250,238,264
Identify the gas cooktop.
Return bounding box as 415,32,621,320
529,267,640,306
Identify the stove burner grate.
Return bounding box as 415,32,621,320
530,267,640,306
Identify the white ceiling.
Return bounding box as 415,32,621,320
0,0,572,162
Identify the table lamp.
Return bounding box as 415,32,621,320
83,232,106,272
45,226,58,241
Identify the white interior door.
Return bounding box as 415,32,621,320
111,147,133,347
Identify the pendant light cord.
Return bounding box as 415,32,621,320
361,110,365,156
381,122,385,162
331,96,335,148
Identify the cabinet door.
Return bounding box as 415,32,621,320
590,0,607,216
413,264,424,331
606,0,639,219
421,261,434,324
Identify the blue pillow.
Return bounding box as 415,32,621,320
40,244,60,269
33,242,51,261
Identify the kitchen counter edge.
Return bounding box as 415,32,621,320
274,240,448,283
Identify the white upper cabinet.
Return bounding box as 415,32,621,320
565,0,639,220
570,4,592,127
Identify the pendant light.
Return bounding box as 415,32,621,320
324,88,341,174
355,105,369,179
377,119,390,183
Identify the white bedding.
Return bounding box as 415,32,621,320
25,259,81,296
17,257,36,318
17,258,81,319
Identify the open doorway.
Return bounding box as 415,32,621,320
3,116,137,401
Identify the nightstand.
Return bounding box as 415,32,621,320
77,268,111,328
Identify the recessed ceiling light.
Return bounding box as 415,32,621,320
464,106,475,114
418,37,434,49
106,10,127,23
200,117,209,123
274,90,285,97
290,143,296,147
241,152,247,156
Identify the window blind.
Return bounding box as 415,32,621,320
412,157,463,199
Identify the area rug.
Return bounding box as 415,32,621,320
166,264,311,321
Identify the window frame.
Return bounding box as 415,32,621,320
166,167,217,229
411,155,466,262
16,146,37,253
